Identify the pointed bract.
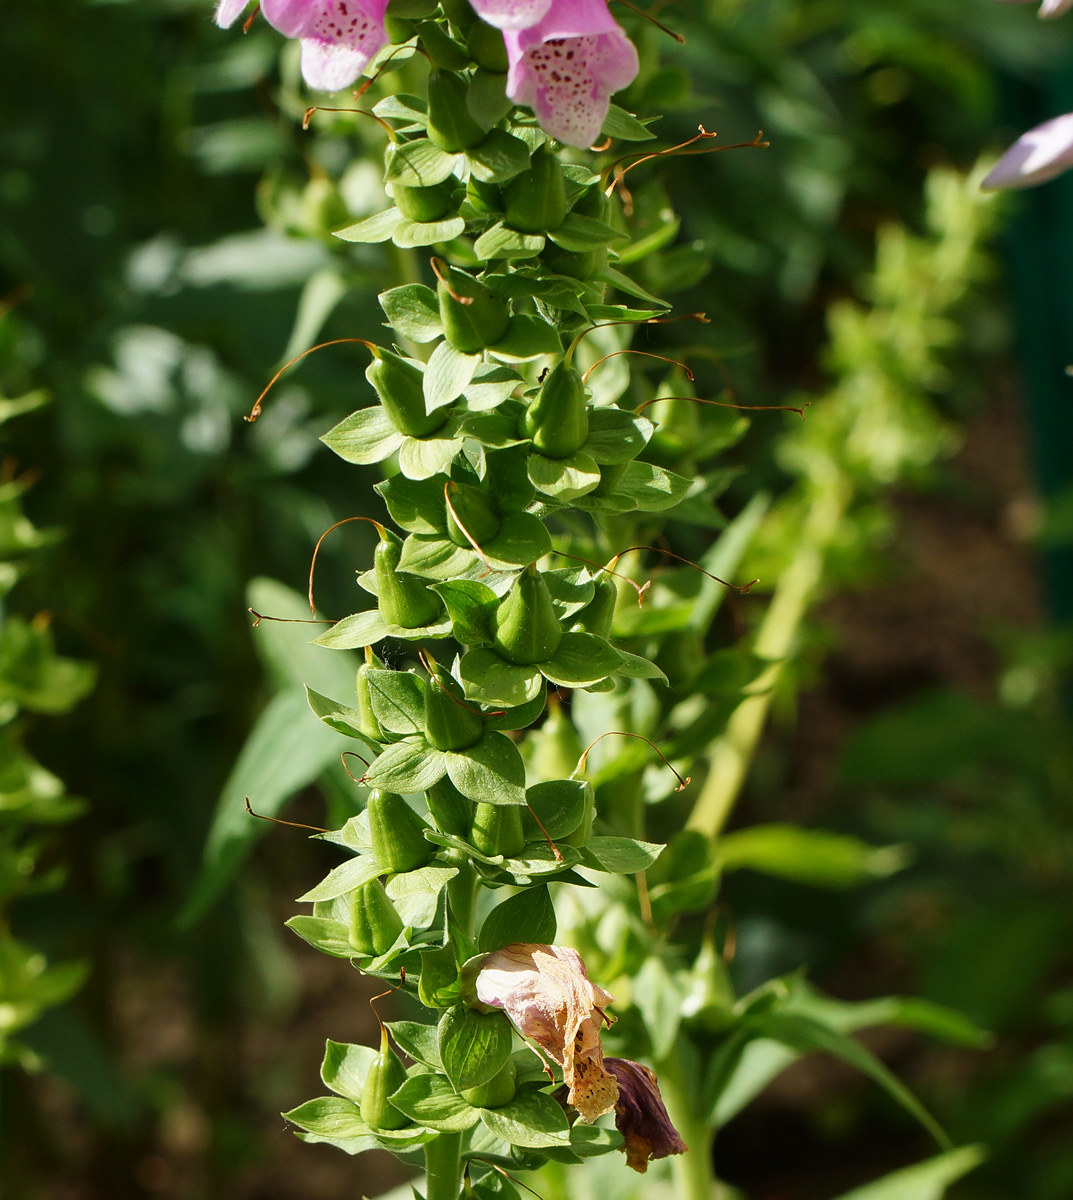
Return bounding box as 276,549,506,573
503,0,639,148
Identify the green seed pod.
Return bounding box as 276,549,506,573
426,776,473,838
503,146,567,234
542,183,611,278
573,181,613,223
571,575,617,638
446,481,501,547
360,1026,411,1131
467,178,503,216
393,182,454,223
466,21,508,73
367,789,433,874
461,1058,517,1109
375,533,443,629
563,782,595,848
471,802,526,857
437,262,510,354
367,348,448,439
416,19,471,70
355,647,385,742
592,462,628,496
424,665,484,752
493,565,562,665
529,695,584,781
427,70,487,153
522,362,589,459
348,878,405,956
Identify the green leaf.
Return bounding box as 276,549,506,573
583,408,654,465
424,340,481,413
541,633,622,688
716,825,910,888
464,363,524,411
478,1091,571,1148
527,451,601,501
365,669,427,736
297,856,382,903
285,916,355,959
397,435,466,481
376,475,448,536
601,105,656,141
419,945,462,1009
475,223,545,261
334,208,405,244
385,865,459,928
488,315,563,362
576,461,692,513
390,1074,481,1133
321,1040,379,1103
438,1005,513,1091
612,650,668,684
445,731,527,805
306,687,380,747
831,1148,987,1200
465,129,531,184
479,885,557,952
393,216,467,249
634,957,682,1060
386,138,460,187
284,1095,368,1138
433,579,497,645
399,535,479,581
387,1020,443,1068
582,836,664,874
547,213,625,253
482,686,546,733
379,284,444,344
482,512,553,571
365,737,448,793
542,568,595,620
459,649,543,707
322,407,405,466
596,266,671,309
523,780,590,840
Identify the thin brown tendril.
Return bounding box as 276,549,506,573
468,1159,549,1200
525,802,564,863
354,44,418,100
574,732,691,792
613,0,685,42
551,550,650,603
605,126,768,199
244,796,328,833
341,752,372,785
369,972,407,1033
589,136,613,153
301,106,396,140
248,609,335,628
245,338,376,423
242,4,260,34
567,312,708,364
637,394,811,420
636,871,654,927
309,516,387,616
608,546,757,596
443,482,494,575
430,257,472,305
581,349,694,384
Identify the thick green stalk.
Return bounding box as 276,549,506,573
656,1042,715,1200
687,480,847,840
425,1131,464,1200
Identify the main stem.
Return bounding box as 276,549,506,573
425,1131,464,1200
687,479,847,841
657,1041,714,1200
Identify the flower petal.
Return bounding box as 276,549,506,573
1040,0,1073,16
214,0,249,28
605,1058,688,1174
982,112,1073,189
468,0,554,30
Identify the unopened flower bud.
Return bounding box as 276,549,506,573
360,1025,411,1131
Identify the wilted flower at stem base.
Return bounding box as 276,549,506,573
474,943,619,1121
481,0,640,149
605,1057,688,1173
215,0,389,93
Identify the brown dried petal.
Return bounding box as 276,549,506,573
605,1057,688,1173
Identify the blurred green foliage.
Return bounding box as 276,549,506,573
0,0,1070,1197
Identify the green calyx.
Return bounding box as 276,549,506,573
436,261,511,353
493,564,562,665
356,648,386,742
375,533,443,629
504,146,567,235
426,776,473,838
394,181,455,224
571,574,617,638
424,663,485,752
367,348,448,439
360,1026,411,1131
470,802,525,858
467,178,502,215
461,1057,517,1108
416,19,471,70
427,70,487,153
367,789,433,874
466,20,508,73
543,184,611,278
522,362,590,459
349,877,405,957
446,481,501,547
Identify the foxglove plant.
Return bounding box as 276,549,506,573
214,3,999,1199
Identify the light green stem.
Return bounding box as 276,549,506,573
657,1044,714,1200
687,480,847,841
425,1132,464,1200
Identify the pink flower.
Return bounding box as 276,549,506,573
983,112,1073,189
474,943,619,1122
999,0,1073,16
604,1058,688,1173
499,0,640,149
215,0,389,93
